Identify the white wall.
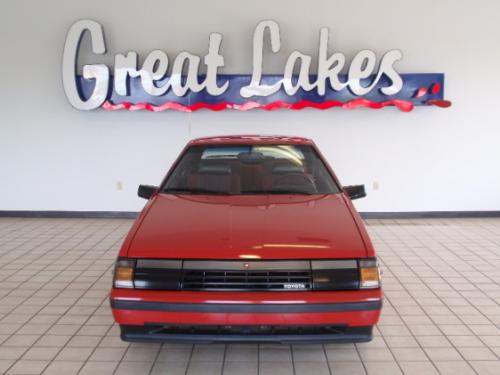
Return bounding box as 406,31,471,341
1,0,499,212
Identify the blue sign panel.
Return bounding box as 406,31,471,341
76,73,450,112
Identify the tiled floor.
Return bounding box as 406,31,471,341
0,217,499,375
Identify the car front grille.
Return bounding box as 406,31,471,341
132,259,360,291
181,270,313,291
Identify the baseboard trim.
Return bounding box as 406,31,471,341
1,210,500,220
0,211,139,219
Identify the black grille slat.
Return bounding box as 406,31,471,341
181,269,312,291
185,275,310,280
183,282,309,286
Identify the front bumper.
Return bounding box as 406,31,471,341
120,324,374,344
110,289,382,343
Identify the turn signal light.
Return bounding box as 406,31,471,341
359,259,381,289
113,259,136,288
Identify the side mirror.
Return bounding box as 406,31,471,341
138,184,158,200
344,185,366,200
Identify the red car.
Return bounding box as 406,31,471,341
110,135,382,343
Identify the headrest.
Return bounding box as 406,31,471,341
272,163,305,174
238,152,265,164
198,163,232,175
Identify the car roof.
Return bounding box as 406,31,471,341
188,135,314,146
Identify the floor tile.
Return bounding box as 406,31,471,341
398,361,439,375
391,347,428,361
225,345,258,362
113,361,154,375
186,361,223,375
358,347,395,362
77,361,118,375
363,361,402,375
433,360,476,375
55,347,94,361
122,346,159,362
259,361,294,375
7,360,48,375
156,346,192,363
88,347,127,362
292,345,327,362
325,347,361,361
384,336,420,348
34,335,71,348
190,345,225,362
3,335,40,347
22,347,60,361
469,361,500,375
259,346,292,362
328,361,366,375
0,347,28,360
150,361,188,375
424,347,464,361
41,361,83,375
457,347,498,361
223,361,258,375
1,218,500,375
294,361,330,375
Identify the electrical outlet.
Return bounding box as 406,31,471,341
373,181,379,190
116,181,123,191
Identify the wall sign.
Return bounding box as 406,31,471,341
62,20,451,112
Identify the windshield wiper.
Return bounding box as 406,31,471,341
163,188,232,195
241,190,313,195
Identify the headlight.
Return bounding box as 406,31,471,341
359,258,381,289
311,260,359,290
311,259,381,290
134,259,182,290
112,258,182,290
113,258,136,288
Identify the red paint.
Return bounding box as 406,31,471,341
431,82,441,94
112,289,382,304
111,289,383,326
127,194,370,259
426,99,452,108
113,308,381,326
102,98,415,112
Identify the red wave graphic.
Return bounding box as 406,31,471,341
414,82,442,99
425,99,452,108
431,83,441,94
414,87,429,98
102,99,420,112
102,98,452,113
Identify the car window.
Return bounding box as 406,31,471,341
162,144,340,195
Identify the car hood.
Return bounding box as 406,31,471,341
127,194,367,259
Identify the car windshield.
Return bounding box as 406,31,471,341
162,144,340,195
